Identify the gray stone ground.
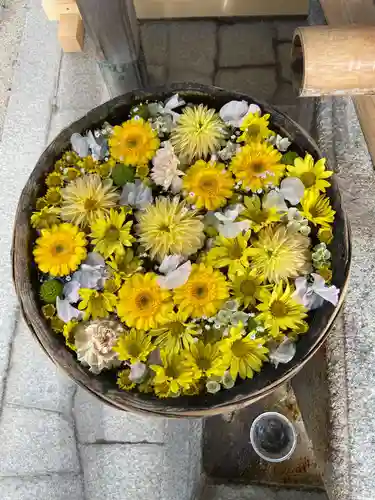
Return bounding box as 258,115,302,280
141,17,304,121
0,2,337,500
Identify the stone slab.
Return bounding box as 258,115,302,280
168,68,213,86
169,21,216,76
141,22,169,66
215,68,277,101
218,23,275,67
5,318,76,414
74,388,166,444
80,444,165,500
48,108,91,143
147,65,167,86
275,19,306,41
1,474,84,500
272,82,297,105
0,406,79,476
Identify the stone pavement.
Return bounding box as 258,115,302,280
0,2,328,500
140,17,305,122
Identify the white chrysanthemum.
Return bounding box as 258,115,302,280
151,141,184,193
75,319,123,374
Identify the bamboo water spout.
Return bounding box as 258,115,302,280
292,26,375,97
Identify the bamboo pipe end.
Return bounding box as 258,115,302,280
291,29,305,97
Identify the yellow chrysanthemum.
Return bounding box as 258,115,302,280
117,273,173,330
46,171,63,188
63,320,78,351
317,265,333,283
31,207,61,230
230,142,285,192
89,209,135,259
109,118,160,165
206,231,252,276
33,223,87,276
287,153,333,193
230,269,267,309
61,174,119,227
184,341,228,379
238,112,274,144
247,225,312,283
115,328,154,364
137,197,204,260
117,369,136,391
257,281,308,338
183,160,234,211
300,191,336,227
78,289,117,320
151,351,199,397
45,187,62,206
151,310,201,354
218,324,268,381
240,195,280,232
170,104,226,162
64,167,81,181
174,263,229,318
107,249,143,280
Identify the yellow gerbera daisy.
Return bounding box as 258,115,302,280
151,351,199,397
115,328,154,364
247,225,311,283
61,174,119,227
107,249,143,280
109,118,160,165
117,272,173,330
257,281,307,338
300,191,335,227
78,289,117,320
230,142,285,192
170,104,226,162
287,153,333,193
151,309,201,354
137,197,205,260
218,324,268,381
33,223,87,276
90,209,135,259
238,112,274,144
174,263,229,318
117,369,136,391
206,231,252,276
239,195,280,232
230,269,267,309
183,160,234,211
184,340,228,379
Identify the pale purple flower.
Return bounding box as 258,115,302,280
120,180,153,209
269,338,296,368
293,274,340,310
56,297,83,323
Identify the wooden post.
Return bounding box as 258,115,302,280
76,0,147,96
314,0,375,166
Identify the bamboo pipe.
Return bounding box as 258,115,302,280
292,26,375,97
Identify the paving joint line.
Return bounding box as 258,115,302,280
0,307,20,422
71,385,87,500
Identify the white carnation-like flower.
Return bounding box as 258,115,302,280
75,319,123,374
151,142,184,193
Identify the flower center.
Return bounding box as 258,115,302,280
198,358,211,371
168,321,185,337
251,160,265,174
231,339,248,357
228,242,243,260
246,124,260,137
193,284,208,300
84,197,98,211
127,341,141,358
135,292,153,311
165,364,180,379
240,279,257,296
300,171,316,188
158,223,170,232
199,175,218,193
105,225,120,242
270,300,287,318
54,244,65,254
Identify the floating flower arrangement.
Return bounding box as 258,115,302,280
30,95,340,398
